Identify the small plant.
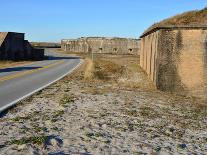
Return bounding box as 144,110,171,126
139,106,151,117
59,94,75,107
51,110,65,122
85,132,103,139
52,127,61,131
85,132,95,138
33,126,48,133
139,106,159,119
125,109,138,117
6,136,49,146
53,110,65,118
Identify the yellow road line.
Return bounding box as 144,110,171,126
0,60,65,82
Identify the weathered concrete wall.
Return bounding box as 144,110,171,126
61,37,140,55
140,31,159,84
0,32,44,60
140,28,207,98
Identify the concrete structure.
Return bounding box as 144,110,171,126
140,26,207,98
31,42,61,48
61,37,140,55
0,32,44,60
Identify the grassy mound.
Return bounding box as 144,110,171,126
143,7,207,35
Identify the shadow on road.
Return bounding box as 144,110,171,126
0,56,80,73
0,67,42,73
46,55,80,60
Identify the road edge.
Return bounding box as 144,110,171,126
0,59,84,113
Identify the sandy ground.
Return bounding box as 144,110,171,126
0,54,206,155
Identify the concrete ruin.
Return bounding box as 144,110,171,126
61,37,140,55
0,32,44,60
140,26,207,98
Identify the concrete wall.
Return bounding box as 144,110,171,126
0,32,44,60
1,33,25,59
61,37,140,55
140,31,159,84
140,28,207,98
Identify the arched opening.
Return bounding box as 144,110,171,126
99,47,103,53
129,48,133,52
113,48,118,52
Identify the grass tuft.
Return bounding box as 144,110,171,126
59,94,75,107
6,136,49,146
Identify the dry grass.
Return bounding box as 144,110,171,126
80,54,155,90
144,7,207,35
0,61,33,69
84,58,95,80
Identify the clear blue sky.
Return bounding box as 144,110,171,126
0,0,206,42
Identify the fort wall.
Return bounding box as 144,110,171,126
0,32,44,60
61,37,140,55
140,27,207,98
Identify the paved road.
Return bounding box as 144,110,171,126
0,50,82,112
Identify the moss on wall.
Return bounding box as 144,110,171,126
157,30,184,92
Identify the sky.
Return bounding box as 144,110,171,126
0,0,206,42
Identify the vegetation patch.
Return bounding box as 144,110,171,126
6,136,49,146
59,94,76,107
11,111,40,122
51,110,65,122
144,7,207,36
84,58,95,80
33,126,48,133
139,106,160,119
125,109,138,117
83,56,125,82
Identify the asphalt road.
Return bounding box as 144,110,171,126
0,50,82,112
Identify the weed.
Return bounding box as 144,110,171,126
33,126,48,133
6,136,49,146
125,109,138,117
52,127,61,131
85,132,103,139
84,58,94,80
53,110,64,118
59,94,75,107
51,110,65,122
139,106,159,119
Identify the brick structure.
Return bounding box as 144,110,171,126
61,37,140,55
0,32,44,60
140,26,207,98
